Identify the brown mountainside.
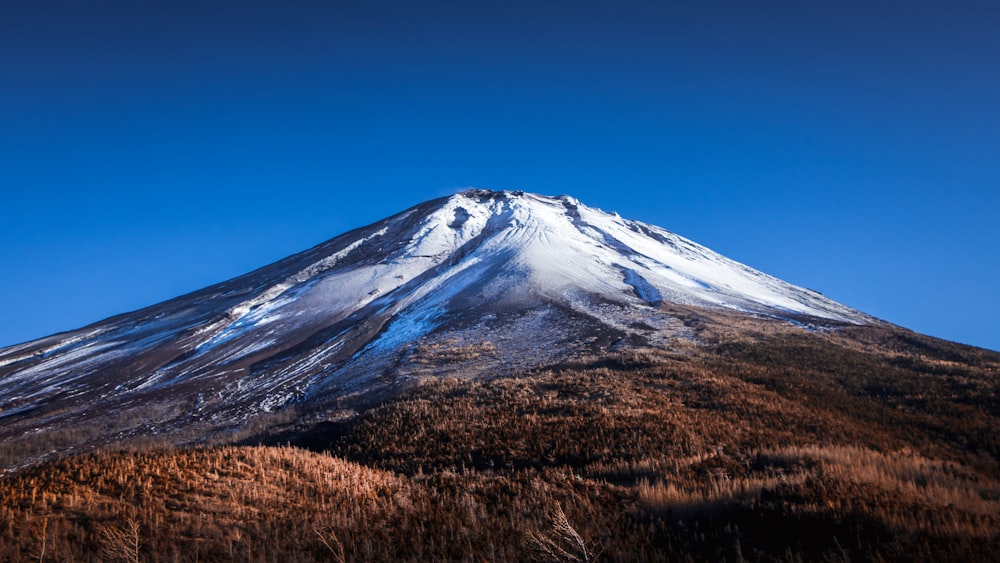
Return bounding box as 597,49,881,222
2,312,998,561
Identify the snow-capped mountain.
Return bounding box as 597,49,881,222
0,190,872,457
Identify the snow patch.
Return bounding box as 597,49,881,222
361,307,443,357
620,267,663,307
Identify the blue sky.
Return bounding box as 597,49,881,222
1,1,998,351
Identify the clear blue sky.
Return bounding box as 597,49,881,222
1,1,998,351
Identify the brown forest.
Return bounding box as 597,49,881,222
1,320,999,561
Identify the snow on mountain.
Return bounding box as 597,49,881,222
0,190,872,453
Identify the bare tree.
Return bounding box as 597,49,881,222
34,517,48,563
101,518,141,563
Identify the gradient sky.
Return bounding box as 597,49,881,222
1,1,998,351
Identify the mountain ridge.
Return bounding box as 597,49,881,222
1,189,879,467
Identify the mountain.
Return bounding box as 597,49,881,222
2,190,999,561
0,189,870,461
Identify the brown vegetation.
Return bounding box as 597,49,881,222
1,321,999,561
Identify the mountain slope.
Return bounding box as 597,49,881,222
3,190,1000,561
0,190,873,464
1,321,998,562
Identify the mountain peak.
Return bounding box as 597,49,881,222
0,190,872,461
393,189,865,322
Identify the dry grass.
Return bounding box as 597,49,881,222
638,444,1000,536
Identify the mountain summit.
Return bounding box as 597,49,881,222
0,190,871,461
